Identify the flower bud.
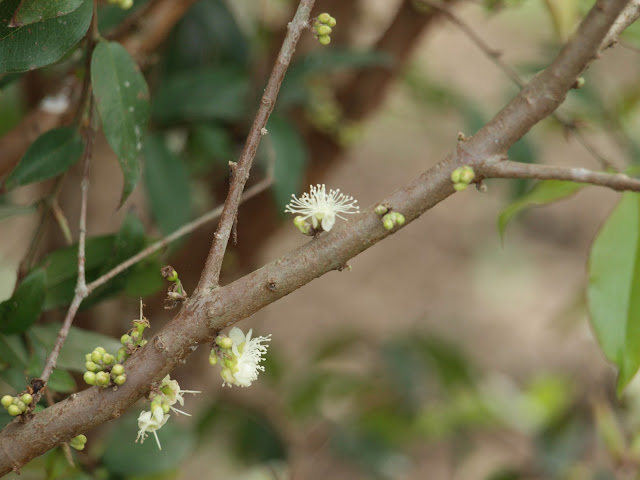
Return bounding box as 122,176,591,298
91,351,103,363
102,353,114,365
139,339,148,347
383,214,394,230
1,395,13,409
117,347,127,362
317,35,331,46
20,394,33,406
131,331,140,341
85,361,99,372
216,336,233,350
162,403,170,414
85,353,92,362
112,364,125,376
451,168,462,183
7,405,21,416
83,371,96,385
374,204,388,215
120,0,133,9
95,371,110,386
393,212,406,226
113,374,127,386
167,269,179,282
221,367,236,385
95,347,106,355
453,182,468,191
14,400,26,412
316,25,332,36
121,334,131,345
327,16,337,28
459,166,475,184
317,13,331,23
209,353,218,366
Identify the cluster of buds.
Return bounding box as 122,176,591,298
313,13,337,45
451,165,475,191
209,327,271,388
1,392,32,417
69,434,87,451
107,0,133,10
161,266,187,309
83,347,126,388
118,308,150,363
136,375,199,450
375,204,406,231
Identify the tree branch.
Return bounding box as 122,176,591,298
196,0,316,291
479,160,640,192
0,0,632,474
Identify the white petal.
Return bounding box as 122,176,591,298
321,213,335,231
229,327,246,345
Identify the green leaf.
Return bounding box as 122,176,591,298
187,123,233,173
0,334,29,389
265,115,308,210
143,135,192,235
46,369,75,392
4,127,84,190
11,0,84,26
152,67,249,123
588,193,640,394
103,411,195,475
124,259,164,297
498,180,585,239
0,268,45,334
0,203,37,221
91,41,150,206
0,0,92,73
30,323,122,372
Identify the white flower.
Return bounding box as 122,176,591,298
156,375,200,416
285,184,359,232
222,327,271,388
136,410,169,450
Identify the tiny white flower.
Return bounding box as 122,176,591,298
285,184,359,232
222,327,271,388
156,374,200,416
136,410,169,450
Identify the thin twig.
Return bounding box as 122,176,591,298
85,175,274,294
421,0,638,171
479,160,640,191
196,0,316,292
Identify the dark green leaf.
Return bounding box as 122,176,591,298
143,135,192,235
91,41,150,206
588,193,640,393
187,123,233,173
0,0,92,73
12,0,83,26
0,268,45,334
230,410,286,463
30,323,122,372
498,180,585,239
103,411,195,475
153,67,249,123
0,334,28,389
46,369,75,392
265,115,308,210
124,259,164,297
4,127,84,190
39,235,115,309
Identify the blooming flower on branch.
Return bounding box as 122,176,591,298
136,410,169,450
285,184,359,232
157,374,200,416
216,327,271,388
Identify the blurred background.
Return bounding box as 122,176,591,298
2,0,640,478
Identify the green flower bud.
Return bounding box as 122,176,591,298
162,403,170,414
317,13,331,23
151,399,162,411
221,367,235,385
20,394,33,406
209,353,218,366
95,347,106,355
393,212,406,226
327,16,337,28
451,168,462,183
459,166,475,184
293,216,306,227
72,434,87,445
382,214,394,230
84,371,96,385
574,76,585,89
85,361,99,372
85,353,92,362
102,353,114,365
120,334,131,345
7,404,22,416
91,351,103,363
317,35,331,46
111,364,125,376
167,269,179,282
117,347,127,362
69,441,85,451
1,395,13,409
120,0,133,9
316,25,332,36
139,339,148,347
453,182,468,191
216,336,233,350
113,374,127,386
374,204,388,215
131,330,140,341
95,371,110,386
14,400,26,412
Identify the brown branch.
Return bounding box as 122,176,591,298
0,0,631,473
196,0,316,291
479,160,640,192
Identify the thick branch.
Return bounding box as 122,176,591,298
196,0,315,291
0,0,631,474
479,160,640,192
